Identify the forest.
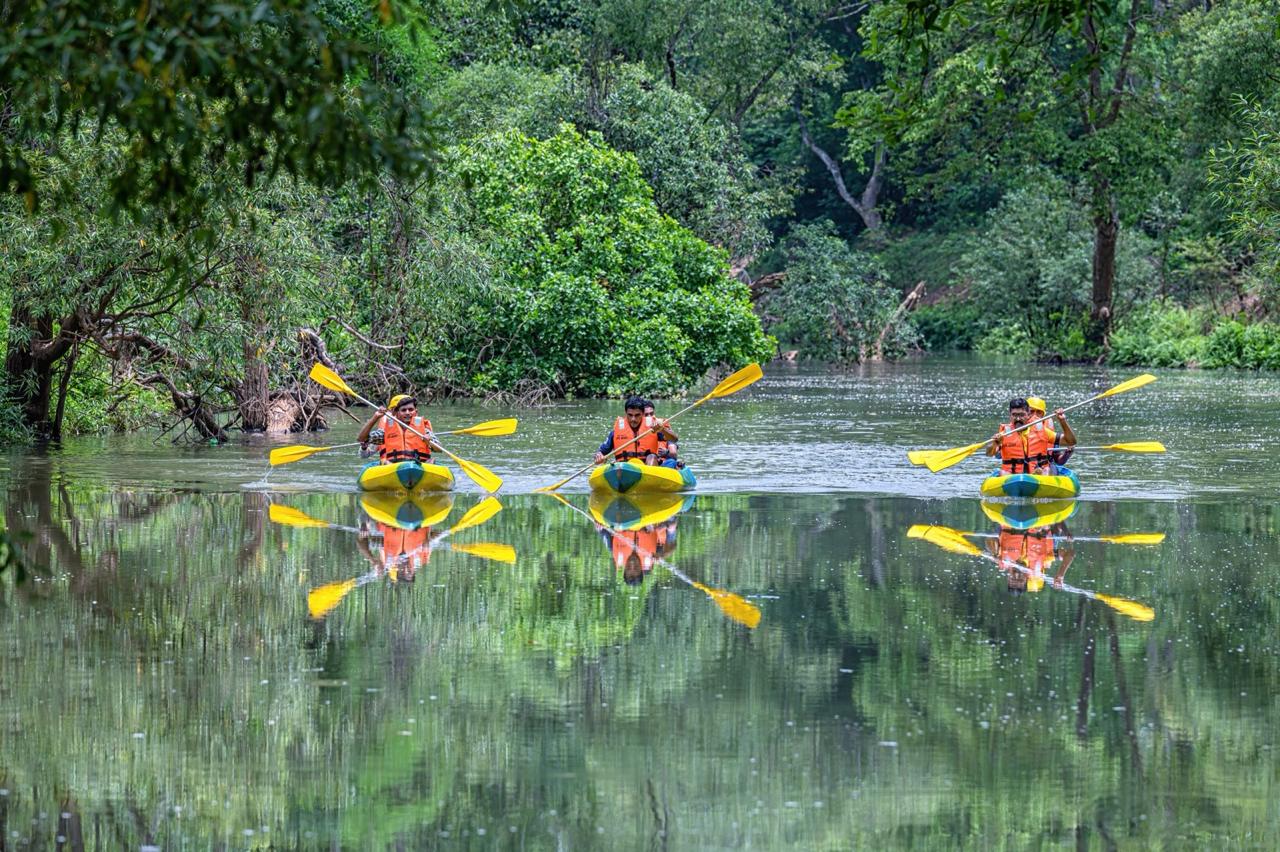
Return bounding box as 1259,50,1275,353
3,0,1279,441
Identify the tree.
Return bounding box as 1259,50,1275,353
850,0,1174,348
0,0,437,219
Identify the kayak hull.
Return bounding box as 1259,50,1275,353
980,467,1080,499
357,460,454,493
588,461,696,495
980,498,1079,530
588,492,695,530
360,492,454,530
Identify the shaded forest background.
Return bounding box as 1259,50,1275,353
3,0,1279,442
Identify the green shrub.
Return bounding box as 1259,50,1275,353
912,302,984,351
1108,303,1209,367
762,221,918,362
438,125,774,396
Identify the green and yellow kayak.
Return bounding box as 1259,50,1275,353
980,466,1079,499
587,461,696,495
357,460,454,493
360,492,454,530
588,492,695,531
980,499,1078,531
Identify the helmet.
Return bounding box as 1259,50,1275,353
1026,396,1047,413
1026,573,1045,592
387,394,415,410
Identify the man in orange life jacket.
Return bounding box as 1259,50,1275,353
594,397,678,468
643,399,684,468
357,394,442,463
985,397,1076,475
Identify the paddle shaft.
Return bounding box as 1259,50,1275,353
989,385,1135,445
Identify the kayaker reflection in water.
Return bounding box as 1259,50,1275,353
358,394,442,463
595,396,680,468
988,521,1075,594
986,396,1077,475
356,519,431,583
596,517,679,585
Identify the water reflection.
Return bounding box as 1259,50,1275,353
910,499,1158,620
2,465,1279,847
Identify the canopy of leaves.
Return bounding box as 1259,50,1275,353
0,0,438,219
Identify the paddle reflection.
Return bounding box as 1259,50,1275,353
908,499,1158,621
267,493,514,619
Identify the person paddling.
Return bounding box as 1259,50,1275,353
1027,396,1074,467
643,400,683,468
357,394,442,464
986,396,1076,475
595,396,677,468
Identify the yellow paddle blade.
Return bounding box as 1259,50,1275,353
908,523,973,540
449,496,503,534
1099,373,1156,398
268,504,332,529
907,449,941,466
707,362,763,399
308,362,357,397
449,418,517,437
269,444,333,466
453,456,503,493
911,524,984,557
450,541,517,563
1099,532,1166,545
307,578,359,619
1104,441,1166,453
925,440,987,473
692,582,762,629
1093,593,1156,622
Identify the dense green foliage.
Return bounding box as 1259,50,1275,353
5,0,1280,440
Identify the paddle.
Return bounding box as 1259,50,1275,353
907,525,1155,621
908,440,1166,469
268,419,518,467
308,363,504,492
906,523,1165,546
545,491,761,628
909,374,1157,473
536,362,763,493
304,496,509,618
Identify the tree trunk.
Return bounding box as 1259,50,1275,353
238,337,269,431
1089,172,1118,349
3,303,57,439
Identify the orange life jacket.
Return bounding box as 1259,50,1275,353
998,529,1055,572
381,524,432,571
999,421,1055,474
381,414,432,463
612,416,662,462
611,526,664,572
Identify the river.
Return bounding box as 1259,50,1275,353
1,357,1277,848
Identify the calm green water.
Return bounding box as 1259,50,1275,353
2,359,1279,849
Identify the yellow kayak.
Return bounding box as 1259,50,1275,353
357,460,454,493
979,467,1080,499
980,499,1078,531
588,492,695,531
360,492,454,530
588,461,696,495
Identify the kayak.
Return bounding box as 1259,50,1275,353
980,499,1078,531
360,492,454,530
357,460,454,493
980,466,1079,499
588,492,695,531
587,461,696,495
